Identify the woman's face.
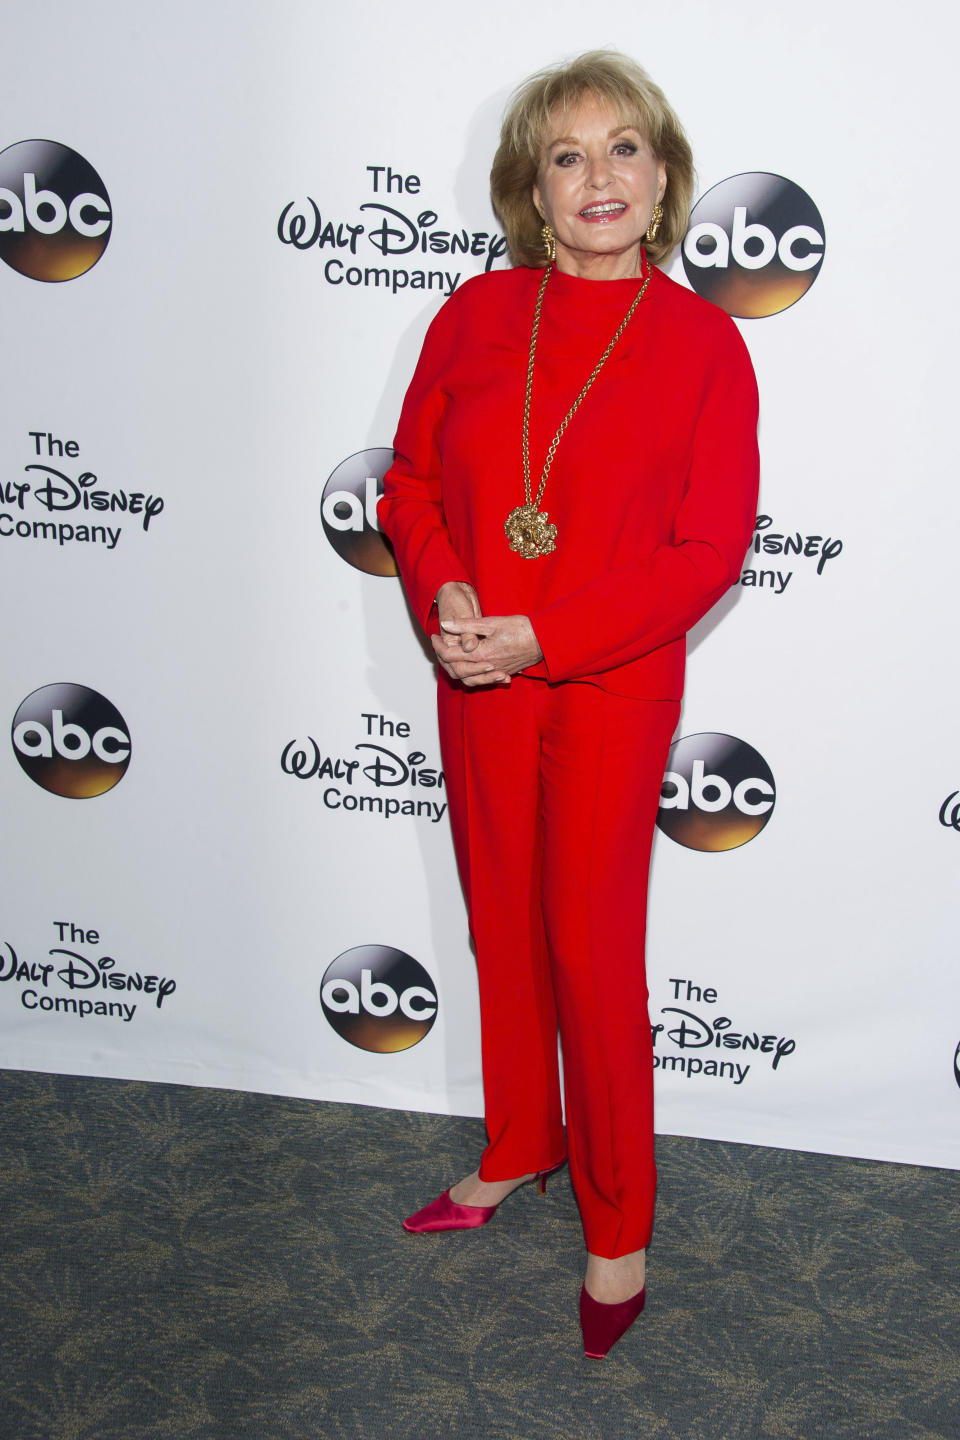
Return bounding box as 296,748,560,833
532,93,666,279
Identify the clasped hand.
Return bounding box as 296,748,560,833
432,581,543,687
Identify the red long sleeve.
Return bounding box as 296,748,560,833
379,263,759,699
379,297,473,628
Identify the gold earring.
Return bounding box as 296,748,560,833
541,222,556,263
646,202,664,244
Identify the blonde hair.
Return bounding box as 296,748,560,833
490,50,694,268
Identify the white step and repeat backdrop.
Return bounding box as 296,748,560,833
2,1,957,1169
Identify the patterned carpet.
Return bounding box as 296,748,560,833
0,1069,957,1440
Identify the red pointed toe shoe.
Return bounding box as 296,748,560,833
402,1159,566,1234
579,1283,647,1360
401,1188,499,1234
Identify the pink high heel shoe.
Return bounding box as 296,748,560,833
579,1283,647,1359
402,1159,566,1234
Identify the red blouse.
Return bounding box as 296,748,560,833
379,262,759,699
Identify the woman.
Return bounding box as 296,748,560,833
378,50,759,1360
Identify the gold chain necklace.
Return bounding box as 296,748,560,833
504,257,652,559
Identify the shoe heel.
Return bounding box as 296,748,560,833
536,1158,567,1196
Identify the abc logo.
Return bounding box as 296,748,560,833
657,733,775,851
321,448,397,576
12,683,131,798
320,945,437,1053
0,140,111,282
682,173,824,318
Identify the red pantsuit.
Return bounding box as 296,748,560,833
379,263,759,1258
439,674,680,1256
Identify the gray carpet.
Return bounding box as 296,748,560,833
0,1068,957,1440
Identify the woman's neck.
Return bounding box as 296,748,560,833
553,243,646,281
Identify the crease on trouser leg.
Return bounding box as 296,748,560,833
439,678,565,1183
541,686,679,1258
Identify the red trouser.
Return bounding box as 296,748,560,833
438,674,680,1259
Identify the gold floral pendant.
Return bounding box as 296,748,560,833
504,503,557,559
